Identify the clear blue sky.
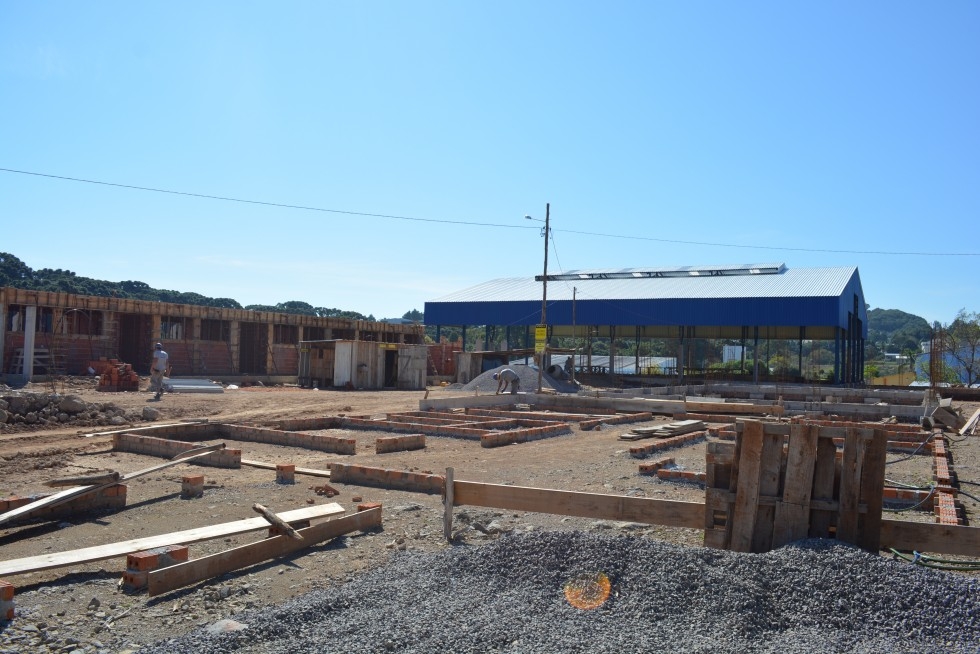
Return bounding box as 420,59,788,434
2,2,977,324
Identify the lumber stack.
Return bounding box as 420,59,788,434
620,419,705,441
97,359,140,392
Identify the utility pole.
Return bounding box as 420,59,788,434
571,286,576,383
537,203,550,394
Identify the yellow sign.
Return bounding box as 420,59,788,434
535,324,547,353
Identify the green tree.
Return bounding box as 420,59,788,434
946,309,980,386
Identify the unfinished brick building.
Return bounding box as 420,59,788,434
0,286,424,384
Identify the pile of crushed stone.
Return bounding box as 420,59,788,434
461,364,580,395
142,531,980,654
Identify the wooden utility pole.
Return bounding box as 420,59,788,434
537,203,550,394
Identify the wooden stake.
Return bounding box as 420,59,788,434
444,467,454,541
253,503,304,540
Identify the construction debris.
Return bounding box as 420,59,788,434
620,419,705,441
96,360,140,392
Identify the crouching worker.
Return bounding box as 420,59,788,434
493,368,521,394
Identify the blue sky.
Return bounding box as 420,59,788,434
2,2,977,324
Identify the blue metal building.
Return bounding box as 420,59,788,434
424,263,867,384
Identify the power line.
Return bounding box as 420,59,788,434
3,166,979,257
0,167,531,231
559,227,980,257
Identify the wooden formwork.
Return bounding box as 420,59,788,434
704,420,887,553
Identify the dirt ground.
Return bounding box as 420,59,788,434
0,379,977,653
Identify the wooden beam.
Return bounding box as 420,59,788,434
147,507,380,597
772,423,817,548
729,420,764,552
452,481,703,529
880,520,980,557
240,459,331,478
960,408,980,436
253,503,303,540
857,429,888,552
0,503,344,577
836,427,866,544
45,472,120,488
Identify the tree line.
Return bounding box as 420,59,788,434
0,252,377,320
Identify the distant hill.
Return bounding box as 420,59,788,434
867,307,932,353
0,251,375,320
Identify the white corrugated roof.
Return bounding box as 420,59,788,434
431,265,859,303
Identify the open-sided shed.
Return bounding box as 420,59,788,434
424,263,867,384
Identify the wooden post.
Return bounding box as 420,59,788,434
253,504,303,540
444,467,454,541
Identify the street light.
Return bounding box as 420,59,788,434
526,203,550,393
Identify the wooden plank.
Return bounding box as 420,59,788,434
960,408,980,436
0,444,226,528
723,423,745,550
240,459,331,478
879,520,980,557
147,507,380,597
808,436,837,538
750,430,784,552
46,472,121,488
452,481,703,529
0,503,344,577
836,427,866,544
729,420,765,553
772,423,818,548
857,429,888,552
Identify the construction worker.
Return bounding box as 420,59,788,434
149,342,169,400
493,368,520,394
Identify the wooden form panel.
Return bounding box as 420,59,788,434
705,420,888,553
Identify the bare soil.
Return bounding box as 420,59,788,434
0,379,977,653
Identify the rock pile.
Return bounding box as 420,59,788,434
140,531,980,654
0,392,159,432
461,363,580,394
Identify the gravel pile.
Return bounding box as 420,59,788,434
142,531,980,654
461,364,580,395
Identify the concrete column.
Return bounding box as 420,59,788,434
150,314,162,342
267,324,276,374
0,304,6,375
229,321,240,374
23,305,37,380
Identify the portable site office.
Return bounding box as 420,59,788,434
298,340,428,390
